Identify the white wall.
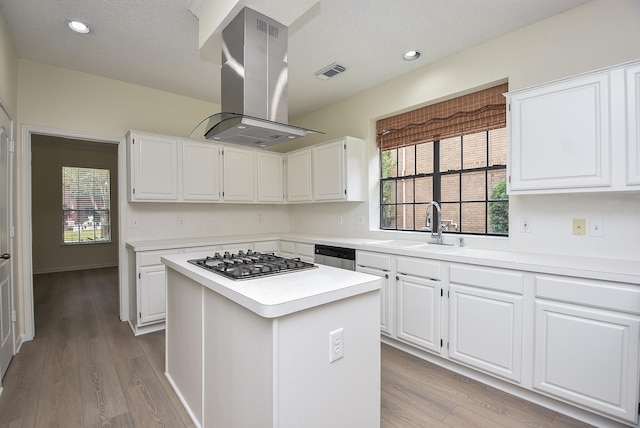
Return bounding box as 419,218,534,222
287,0,640,260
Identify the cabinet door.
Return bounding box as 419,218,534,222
129,134,179,201
139,265,166,325
222,147,254,201
357,266,392,335
397,274,441,353
286,149,313,202
182,141,221,201
313,140,346,200
256,151,284,202
627,63,640,185
449,284,523,383
534,300,640,424
508,72,611,192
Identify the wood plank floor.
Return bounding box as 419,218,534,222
0,268,593,427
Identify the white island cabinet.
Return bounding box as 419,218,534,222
162,253,381,428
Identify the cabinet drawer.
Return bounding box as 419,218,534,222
357,251,391,271
296,243,315,258
535,275,640,314
139,249,180,266
280,241,295,254
396,257,440,280
450,264,524,294
254,240,279,254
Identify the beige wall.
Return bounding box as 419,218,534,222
31,135,119,273
0,9,17,116
287,0,640,260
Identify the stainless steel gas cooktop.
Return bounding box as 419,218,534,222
188,250,317,280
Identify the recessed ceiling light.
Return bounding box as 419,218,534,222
67,20,91,34
403,50,421,61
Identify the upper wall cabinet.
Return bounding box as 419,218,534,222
286,136,366,203
627,63,640,185
507,59,640,194
313,136,366,201
256,151,285,202
222,146,254,201
286,148,313,202
182,140,222,202
127,131,179,201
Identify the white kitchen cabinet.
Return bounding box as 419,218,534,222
256,151,284,202
507,59,640,194
286,148,313,202
312,136,365,201
396,257,442,354
139,265,167,325
533,275,640,425
507,71,612,193
222,146,254,201
278,241,314,262
357,251,393,335
127,131,179,201
128,247,180,334
182,140,222,201
626,62,640,185
448,264,524,383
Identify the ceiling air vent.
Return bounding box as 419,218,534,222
314,63,347,80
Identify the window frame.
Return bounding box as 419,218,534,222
62,166,112,245
379,129,509,236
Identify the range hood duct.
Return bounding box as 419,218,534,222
189,7,322,148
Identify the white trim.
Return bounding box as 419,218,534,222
0,98,16,372
20,125,127,340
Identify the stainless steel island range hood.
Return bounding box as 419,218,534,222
189,7,322,148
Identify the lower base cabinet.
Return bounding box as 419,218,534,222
534,274,640,425
448,264,524,383
139,265,167,325
397,274,442,353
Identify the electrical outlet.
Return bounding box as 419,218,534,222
589,218,604,237
573,218,586,236
329,328,344,363
257,214,263,224
337,216,343,225
355,215,365,226
177,217,185,227
520,218,531,233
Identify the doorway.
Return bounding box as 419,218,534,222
20,126,127,340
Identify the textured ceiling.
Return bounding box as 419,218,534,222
0,0,591,118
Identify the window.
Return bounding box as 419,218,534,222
378,84,508,236
62,167,111,244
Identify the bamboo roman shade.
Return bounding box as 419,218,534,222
376,83,508,150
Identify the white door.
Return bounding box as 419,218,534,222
0,105,14,379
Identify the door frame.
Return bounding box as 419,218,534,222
0,99,15,375
20,125,127,340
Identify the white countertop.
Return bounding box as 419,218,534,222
128,232,640,285
161,252,382,318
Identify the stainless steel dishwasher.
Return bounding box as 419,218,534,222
314,245,356,270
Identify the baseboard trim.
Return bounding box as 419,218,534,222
33,263,118,275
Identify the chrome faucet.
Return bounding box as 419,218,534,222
425,201,443,245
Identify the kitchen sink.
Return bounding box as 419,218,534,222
363,240,457,251
363,239,428,248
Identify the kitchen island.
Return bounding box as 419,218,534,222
161,252,382,428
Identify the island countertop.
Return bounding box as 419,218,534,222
161,252,381,318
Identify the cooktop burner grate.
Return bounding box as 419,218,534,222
188,250,317,280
